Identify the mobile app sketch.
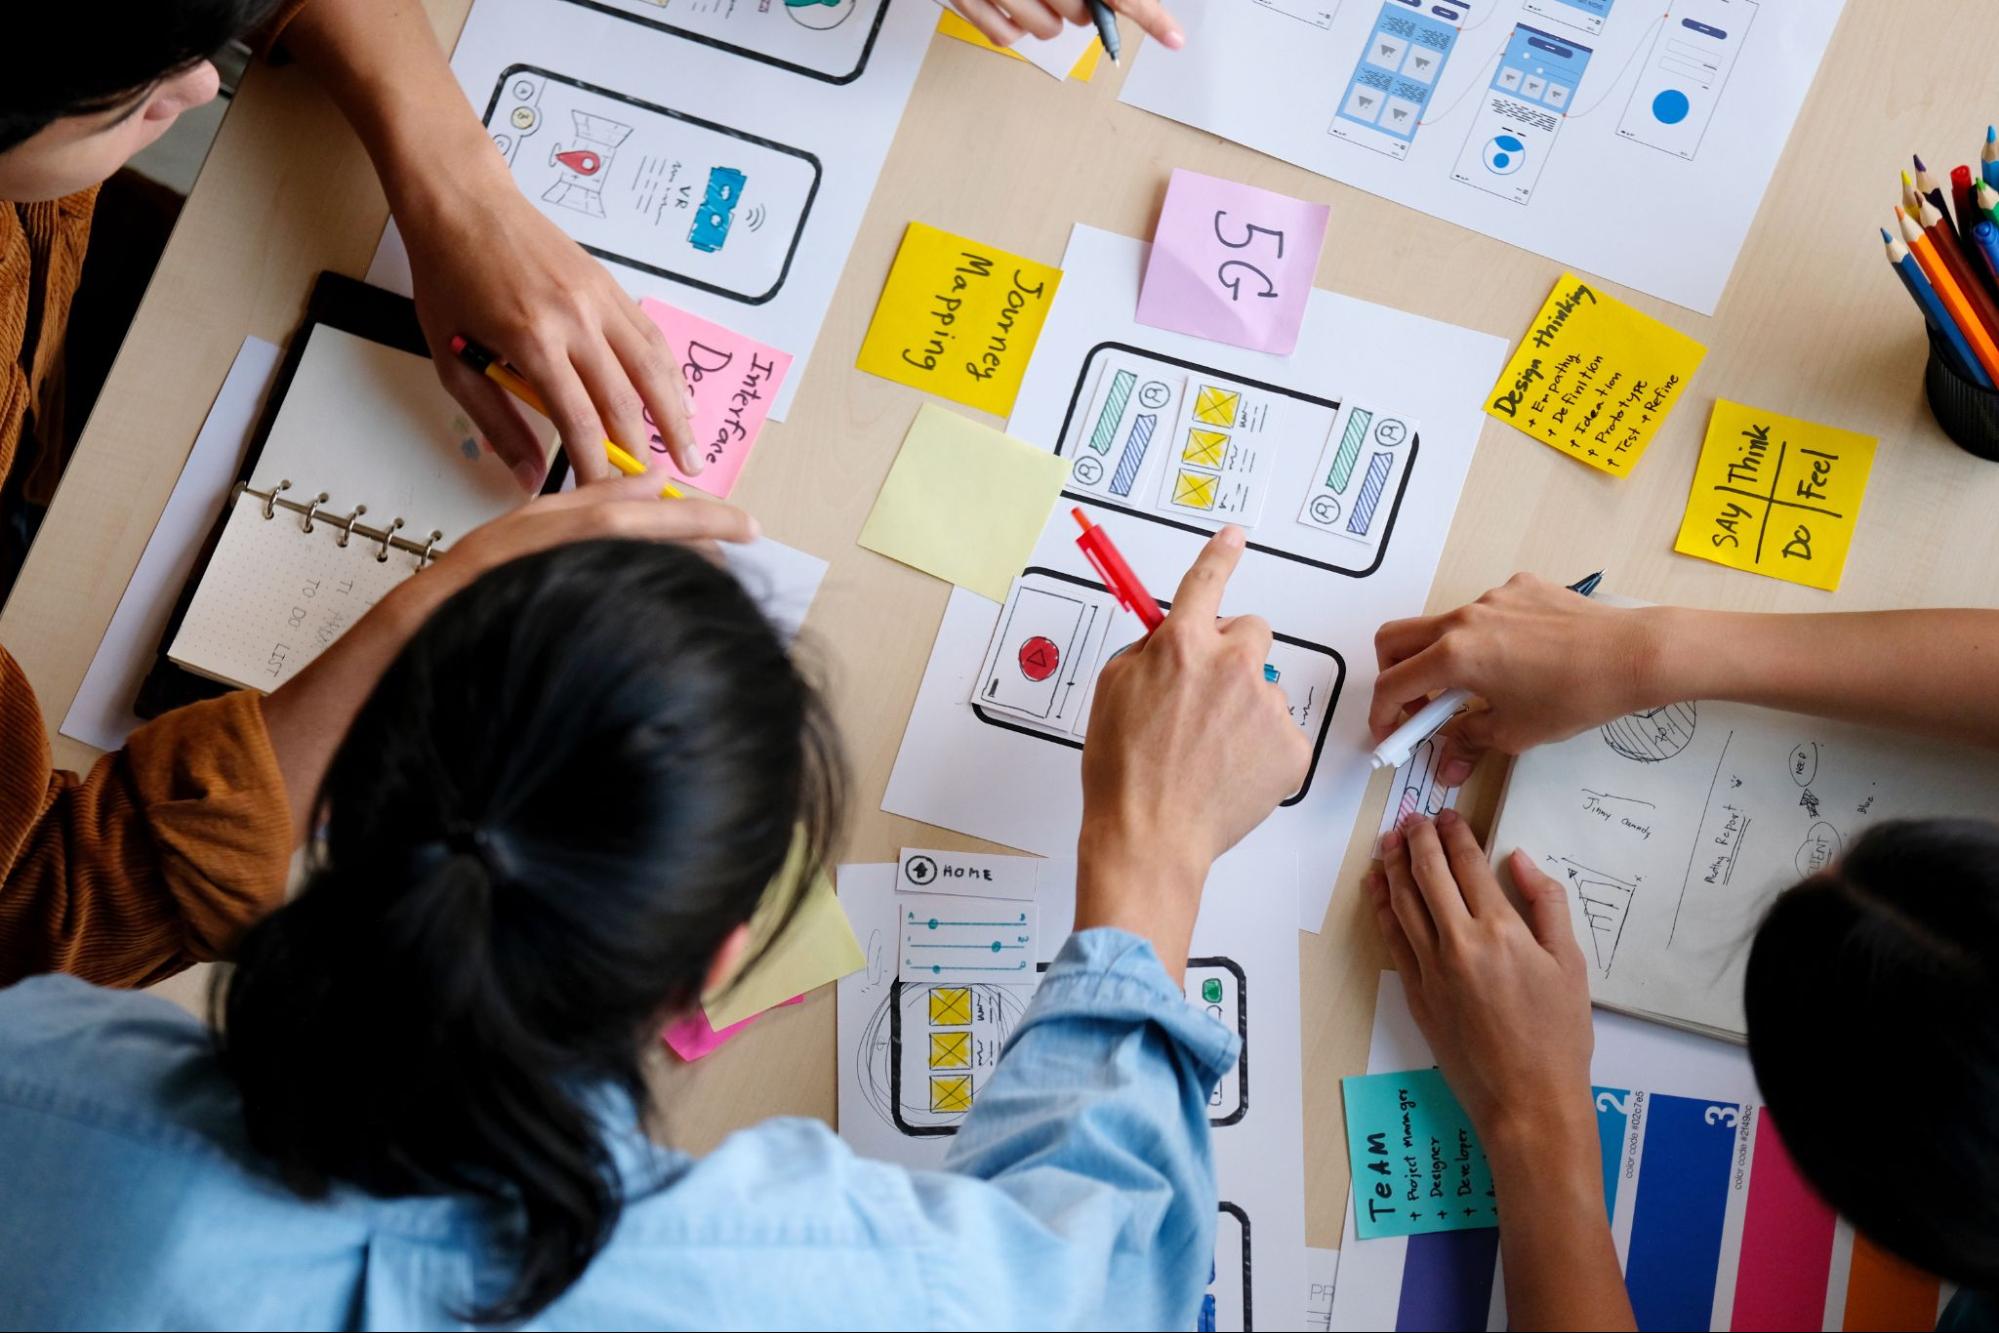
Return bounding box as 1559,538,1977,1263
485,66,820,304
1328,0,1474,160
1450,23,1593,205
1616,0,1756,160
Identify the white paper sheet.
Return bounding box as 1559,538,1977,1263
1328,970,1761,1332
837,843,1307,1332
1373,734,1460,854
718,536,828,643
60,337,282,752
882,225,1507,930
364,0,934,420
1119,0,1846,314
1489,698,1999,1039
1306,1245,1342,1331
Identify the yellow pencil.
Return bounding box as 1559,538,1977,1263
448,335,682,498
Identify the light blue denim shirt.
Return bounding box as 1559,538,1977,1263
0,928,1237,1330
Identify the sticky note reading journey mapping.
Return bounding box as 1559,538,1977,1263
856,222,1063,416
858,404,1068,603
1342,1067,1497,1239
1486,273,1705,476
1672,400,1877,591
639,299,791,498
896,891,1039,984
1138,167,1330,356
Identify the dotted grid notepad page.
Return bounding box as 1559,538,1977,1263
168,494,424,691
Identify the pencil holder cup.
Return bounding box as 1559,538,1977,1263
1925,327,1999,461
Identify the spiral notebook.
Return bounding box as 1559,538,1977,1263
159,275,553,695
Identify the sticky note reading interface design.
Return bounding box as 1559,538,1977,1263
1342,1067,1497,1239
856,222,1063,416
638,298,791,498
1486,273,1705,476
1672,400,1877,591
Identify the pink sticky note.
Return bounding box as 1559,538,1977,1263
638,298,793,497
661,993,805,1062
1136,168,1331,356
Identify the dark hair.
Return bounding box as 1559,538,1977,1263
217,540,845,1324
1,3,282,155
1745,817,1999,1289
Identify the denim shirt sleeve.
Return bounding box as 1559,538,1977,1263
904,927,1240,1330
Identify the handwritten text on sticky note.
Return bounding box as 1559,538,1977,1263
1672,400,1877,591
639,299,791,499
1487,274,1705,476
856,222,1062,417
1137,168,1330,355
1343,1067,1497,1239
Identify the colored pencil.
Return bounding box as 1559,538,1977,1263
1916,155,1958,241
1973,220,1999,299
1921,197,1999,327
1901,169,1924,217
1984,126,1999,192
1899,206,1999,383
1980,181,1999,226
1952,165,1980,235
1887,227,1992,387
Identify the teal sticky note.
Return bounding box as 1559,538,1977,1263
1342,1067,1499,1239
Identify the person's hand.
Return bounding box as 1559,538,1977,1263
1074,527,1308,975
950,0,1183,52
1371,574,1664,785
386,138,701,492
1364,812,1592,1148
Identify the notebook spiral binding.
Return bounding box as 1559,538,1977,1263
238,479,447,569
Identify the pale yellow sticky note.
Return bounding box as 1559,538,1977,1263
1672,400,1877,591
1486,273,1705,476
858,403,1068,602
856,222,1064,417
936,10,1104,78
704,842,863,1030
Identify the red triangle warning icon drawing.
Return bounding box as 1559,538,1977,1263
1017,636,1060,683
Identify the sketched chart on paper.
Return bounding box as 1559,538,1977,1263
1495,700,1999,1037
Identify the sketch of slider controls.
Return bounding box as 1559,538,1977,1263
1087,371,1136,455
1111,413,1156,497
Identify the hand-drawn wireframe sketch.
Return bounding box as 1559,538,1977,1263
1373,735,1460,853
546,0,893,85
1601,702,1697,763
1449,23,1595,206
537,110,630,215
1614,0,1758,162
1553,855,1640,976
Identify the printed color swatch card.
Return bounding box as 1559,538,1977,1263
1672,400,1877,591
895,892,1038,983
857,222,1062,416
639,298,790,498
1486,274,1705,476
858,404,1068,603
1342,1067,1496,1239
1138,167,1330,355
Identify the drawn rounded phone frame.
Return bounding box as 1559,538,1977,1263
1053,342,1420,578
971,566,1345,809
543,0,895,87
481,64,822,306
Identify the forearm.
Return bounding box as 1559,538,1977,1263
1639,606,1999,748
1486,1114,1635,1331
1073,821,1200,986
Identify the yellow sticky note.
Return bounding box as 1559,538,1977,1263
936,10,1104,78
1672,401,1877,591
858,402,1068,603
703,839,863,1030
856,222,1063,417
1487,273,1705,476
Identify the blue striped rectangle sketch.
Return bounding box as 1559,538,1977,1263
1348,450,1392,535
1111,413,1156,496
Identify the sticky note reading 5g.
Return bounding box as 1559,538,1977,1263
1137,168,1331,356
1486,273,1705,475
1673,400,1877,591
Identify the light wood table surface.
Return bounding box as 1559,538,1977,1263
8,0,1999,1254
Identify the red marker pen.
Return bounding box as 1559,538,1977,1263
1073,508,1164,634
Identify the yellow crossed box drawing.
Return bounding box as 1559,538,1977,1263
929,987,971,1026
1183,428,1228,468
930,1074,974,1113
1193,385,1240,428
1173,470,1219,510
930,1031,972,1070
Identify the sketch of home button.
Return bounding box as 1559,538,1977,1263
904,855,938,887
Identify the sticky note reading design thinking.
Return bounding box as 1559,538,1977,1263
858,403,1068,603
1673,400,1877,591
1342,1067,1497,1239
1137,167,1330,355
639,298,791,499
856,222,1062,416
1487,274,1705,476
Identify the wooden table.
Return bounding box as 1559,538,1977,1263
8,0,1999,1252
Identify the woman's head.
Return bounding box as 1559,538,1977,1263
0,4,279,202
220,539,843,1323
1746,818,1999,1290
